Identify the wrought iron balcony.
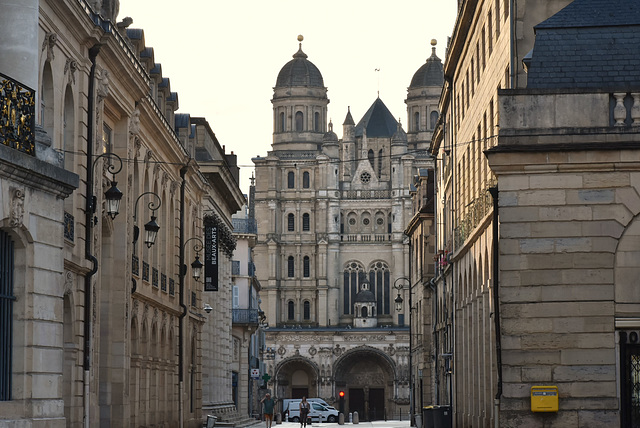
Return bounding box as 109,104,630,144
0,73,35,156
232,308,259,325
454,179,496,249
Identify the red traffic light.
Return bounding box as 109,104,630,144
339,391,345,398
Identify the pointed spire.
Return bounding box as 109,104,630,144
343,106,355,126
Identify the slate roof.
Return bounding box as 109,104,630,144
275,45,324,88
343,108,355,126
355,98,399,138
527,0,640,89
409,46,444,88
536,0,640,29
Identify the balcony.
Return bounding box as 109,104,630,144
232,308,259,325
1,73,35,156
232,218,257,234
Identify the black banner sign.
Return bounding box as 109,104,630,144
204,224,218,291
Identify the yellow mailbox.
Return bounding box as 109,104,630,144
531,386,558,412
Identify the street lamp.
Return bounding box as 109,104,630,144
90,152,123,220
394,277,414,426
133,191,162,248
182,237,204,281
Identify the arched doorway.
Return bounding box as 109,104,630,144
333,346,396,421
275,356,319,401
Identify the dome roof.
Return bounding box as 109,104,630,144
275,42,324,88
354,289,376,303
410,43,444,88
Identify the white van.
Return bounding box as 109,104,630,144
285,401,338,423
281,398,331,412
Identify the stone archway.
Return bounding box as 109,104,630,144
333,346,397,421
274,356,319,404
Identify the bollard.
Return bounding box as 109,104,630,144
276,413,282,425
349,412,353,423
353,411,359,424
338,413,345,425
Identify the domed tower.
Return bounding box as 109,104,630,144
272,35,329,151
406,39,444,152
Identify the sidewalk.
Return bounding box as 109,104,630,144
272,421,410,428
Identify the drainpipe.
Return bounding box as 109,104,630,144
488,186,502,428
510,0,516,88
178,164,188,428
83,44,101,428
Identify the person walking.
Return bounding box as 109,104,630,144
299,396,310,428
261,393,275,428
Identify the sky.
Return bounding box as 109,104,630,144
117,0,458,194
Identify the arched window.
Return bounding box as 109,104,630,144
430,111,439,129
368,149,374,168
314,112,320,132
63,86,75,172
287,171,295,188
303,301,310,320
41,62,54,137
369,261,391,315
303,171,310,188
362,307,368,317
288,301,295,320
295,111,303,131
378,149,383,178
303,256,310,277
343,262,365,315
288,256,295,277
414,111,420,132
288,213,295,231
302,213,310,231
279,112,285,132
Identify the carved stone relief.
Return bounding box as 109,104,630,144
9,187,25,228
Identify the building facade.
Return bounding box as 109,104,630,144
252,37,441,421
0,0,243,426
431,0,640,426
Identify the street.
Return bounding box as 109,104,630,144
269,421,410,428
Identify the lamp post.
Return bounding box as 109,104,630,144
394,277,414,426
132,191,162,248
84,148,122,428
182,237,204,281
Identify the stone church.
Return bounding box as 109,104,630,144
252,37,442,420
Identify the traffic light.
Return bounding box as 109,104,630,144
339,390,345,414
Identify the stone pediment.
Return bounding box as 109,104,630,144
351,160,379,190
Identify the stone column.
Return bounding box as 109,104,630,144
0,0,38,88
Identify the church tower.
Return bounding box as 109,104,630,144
252,36,431,416
406,39,443,152
272,35,329,151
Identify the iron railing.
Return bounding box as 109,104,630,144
453,180,496,249
232,308,259,325
232,217,257,234
0,72,35,156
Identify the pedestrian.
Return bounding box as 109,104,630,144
260,393,275,428
299,396,310,428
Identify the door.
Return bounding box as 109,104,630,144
349,388,365,419
621,331,640,427
369,388,385,421
291,388,308,399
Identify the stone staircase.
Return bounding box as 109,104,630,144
203,403,263,428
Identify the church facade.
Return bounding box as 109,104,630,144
252,37,442,420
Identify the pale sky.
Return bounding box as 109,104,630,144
117,0,458,194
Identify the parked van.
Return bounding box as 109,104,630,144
284,401,338,423
281,398,331,413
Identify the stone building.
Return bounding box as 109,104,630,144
0,0,243,426
431,0,640,426
252,37,441,421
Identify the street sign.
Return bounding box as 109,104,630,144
251,369,260,379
